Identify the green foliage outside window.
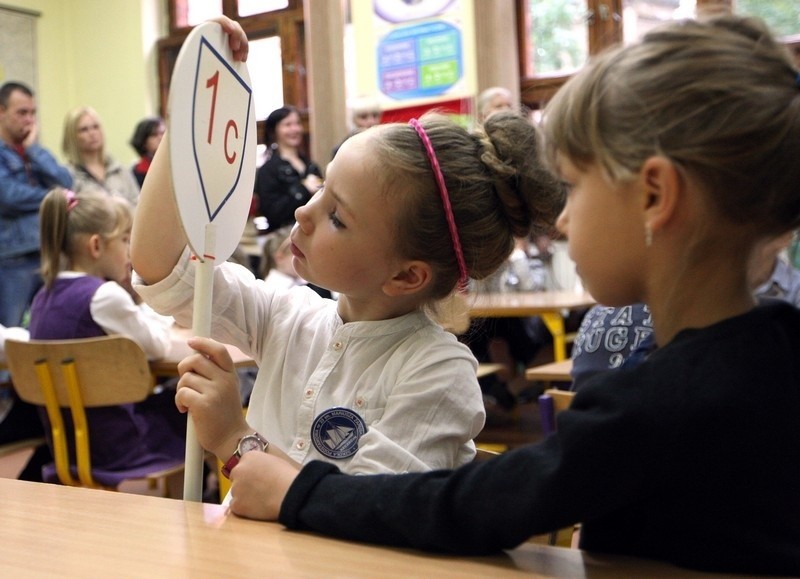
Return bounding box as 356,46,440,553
529,0,586,74
525,0,800,77
736,0,800,38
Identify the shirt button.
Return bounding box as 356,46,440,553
296,440,306,450
332,341,343,350
304,388,314,399
355,397,365,408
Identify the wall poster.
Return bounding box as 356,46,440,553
0,4,39,93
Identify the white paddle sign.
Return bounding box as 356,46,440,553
168,21,256,501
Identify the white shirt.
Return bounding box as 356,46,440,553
58,271,173,360
134,249,485,474
754,256,800,308
0,324,29,363
263,269,302,291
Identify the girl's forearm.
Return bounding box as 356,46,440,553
130,131,187,284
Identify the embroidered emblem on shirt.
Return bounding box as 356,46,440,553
311,407,367,459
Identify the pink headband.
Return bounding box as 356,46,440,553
408,118,468,291
64,189,79,212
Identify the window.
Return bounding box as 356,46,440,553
168,0,292,30
158,0,306,146
517,0,693,109
517,0,800,111
238,0,289,19
734,0,800,38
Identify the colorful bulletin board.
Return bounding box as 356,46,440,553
377,20,462,100
349,0,476,122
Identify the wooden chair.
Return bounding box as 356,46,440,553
4,336,184,496
531,387,578,547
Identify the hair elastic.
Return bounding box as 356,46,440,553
63,189,79,212
408,118,469,291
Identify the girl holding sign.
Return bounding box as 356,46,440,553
131,19,561,481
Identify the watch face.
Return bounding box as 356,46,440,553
239,435,264,454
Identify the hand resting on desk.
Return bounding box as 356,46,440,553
228,451,298,521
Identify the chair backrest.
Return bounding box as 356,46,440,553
5,336,153,407
4,336,154,488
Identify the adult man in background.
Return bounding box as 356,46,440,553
330,95,383,161
0,81,72,327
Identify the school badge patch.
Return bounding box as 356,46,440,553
311,407,367,459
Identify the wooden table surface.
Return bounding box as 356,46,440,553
0,478,701,577
149,325,256,377
468,291,595,318
525,359,574,383
468,291,595,361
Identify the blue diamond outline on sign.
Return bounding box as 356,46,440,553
190,36,253,222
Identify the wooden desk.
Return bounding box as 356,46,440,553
469,291,595,361
149,325,257,377
525,359,574,383
477,362,507,379
0,478,696,577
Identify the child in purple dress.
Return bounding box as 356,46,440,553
29,188,185,479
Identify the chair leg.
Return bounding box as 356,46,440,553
165,471,185,499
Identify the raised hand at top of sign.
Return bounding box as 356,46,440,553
212,16,249,63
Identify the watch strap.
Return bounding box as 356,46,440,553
221,453,241,479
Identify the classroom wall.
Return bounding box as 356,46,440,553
2,0,164,166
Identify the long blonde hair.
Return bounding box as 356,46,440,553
542,14,800,237
39,188,133,288
62,106,105,165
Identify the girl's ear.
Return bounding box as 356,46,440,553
641,156,681,235
383,260,432,296
87,233,103,259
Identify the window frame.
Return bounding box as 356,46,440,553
516,0,739,111
157,0,307,147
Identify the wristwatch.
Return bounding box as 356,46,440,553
221,432,270,479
